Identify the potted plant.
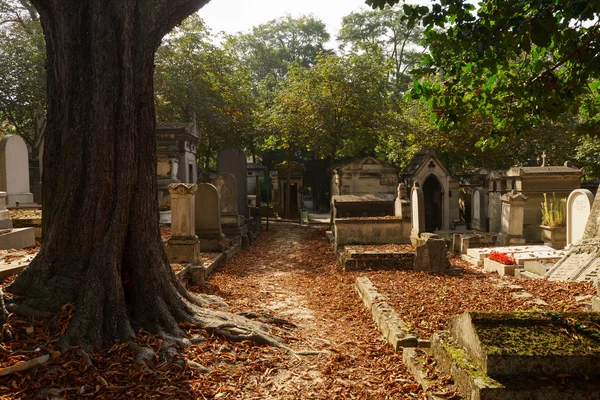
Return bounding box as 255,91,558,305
484,250,518,276
540,193,566,249
159,201,171,224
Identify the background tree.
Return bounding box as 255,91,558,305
154,15,256,174
338,4,424,96
229,14,331,83
0,0,45,159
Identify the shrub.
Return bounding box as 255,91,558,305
541,193,566,227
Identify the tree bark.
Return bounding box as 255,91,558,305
5,0,229,350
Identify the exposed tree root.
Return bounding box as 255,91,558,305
238,312,298,328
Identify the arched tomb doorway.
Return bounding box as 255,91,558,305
423,174,443,232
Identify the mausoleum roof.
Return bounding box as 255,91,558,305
400,148,449,178
156,122,201,139
506,165,584,177
331,157,400,174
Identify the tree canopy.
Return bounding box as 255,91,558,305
368,0,600,134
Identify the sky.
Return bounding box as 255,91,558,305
198,0,380,40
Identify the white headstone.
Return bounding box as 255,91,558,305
411,188,420,232
566,189,594,247
0,135,33,205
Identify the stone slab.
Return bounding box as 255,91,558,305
483,258,517,276
0,258,29,279
339,248,415,271
466,245,554,260
355,277,415,351
546,251,598,282
0,227,35,250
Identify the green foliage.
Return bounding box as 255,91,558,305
0,1,46,156
387,0,600,133
154,15,256,171
262,46,393,162
541,193,567,227
338,4,424,94
226,14,330,83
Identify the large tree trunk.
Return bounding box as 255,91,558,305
4,0,285,352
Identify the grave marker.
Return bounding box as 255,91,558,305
217,147,248,219
566,189,594,247
195,183,226,252
0,135,33,205
471,187,486,231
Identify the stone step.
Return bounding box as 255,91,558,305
515,270,544,280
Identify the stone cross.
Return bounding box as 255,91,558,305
541,151,547,167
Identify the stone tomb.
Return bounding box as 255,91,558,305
405,311,600,399
217,147,248,220
0,135,34,205
194,183,226,252
0,192,35,250
566,189,594,248
497,190,527,246
213,173,249,248
464,245,564,271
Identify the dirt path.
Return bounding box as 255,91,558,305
205,223,421,399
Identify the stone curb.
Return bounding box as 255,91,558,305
355,276,427,351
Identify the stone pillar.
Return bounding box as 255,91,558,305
410,182,425,246
497,190,528,246
165,183,200,264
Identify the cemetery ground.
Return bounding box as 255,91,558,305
0,223,595,399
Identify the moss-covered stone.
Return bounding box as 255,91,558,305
469,311,600,357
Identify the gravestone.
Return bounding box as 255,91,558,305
471,187,486,231
217,147,248,220
0,135,33,205
497,190,527,246
566,189,594,248
213,173,239,228
214,172,248,246
410,183,425,246
165,184,200,264
547,185,600,282
413,238,449,273
394,182,411,219
195,183,226,252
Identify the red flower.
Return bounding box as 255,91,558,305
488,251,516,265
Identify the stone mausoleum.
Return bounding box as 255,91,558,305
400,148,460,232
156,122,200,204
